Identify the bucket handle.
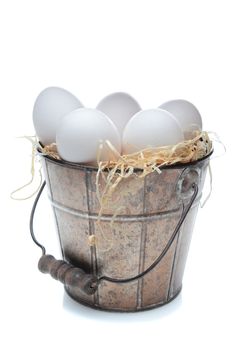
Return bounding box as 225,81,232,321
30,182,98,295
30,181,198,295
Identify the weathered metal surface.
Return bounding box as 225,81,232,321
41,155,209,311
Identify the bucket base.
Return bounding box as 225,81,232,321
64,285,182,312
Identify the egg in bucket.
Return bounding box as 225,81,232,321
31,88,212,311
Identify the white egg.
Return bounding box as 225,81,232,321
122,109,184,154
56,108,121,164
33,87,83,145
159,99,202,139
96,92,141,136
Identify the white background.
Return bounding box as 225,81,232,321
1,0,231,349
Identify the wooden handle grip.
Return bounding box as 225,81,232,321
38,255,98,295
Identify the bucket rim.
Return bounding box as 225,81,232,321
38,148,213,172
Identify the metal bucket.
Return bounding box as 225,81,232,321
35,152,210,312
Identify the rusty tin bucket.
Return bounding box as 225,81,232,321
32,152,211,312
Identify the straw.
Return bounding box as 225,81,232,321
10,136,43,200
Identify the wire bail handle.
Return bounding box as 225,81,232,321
30,171,198,295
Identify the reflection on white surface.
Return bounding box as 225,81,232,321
62,290,182,322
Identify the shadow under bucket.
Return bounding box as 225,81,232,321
36,152,211,312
